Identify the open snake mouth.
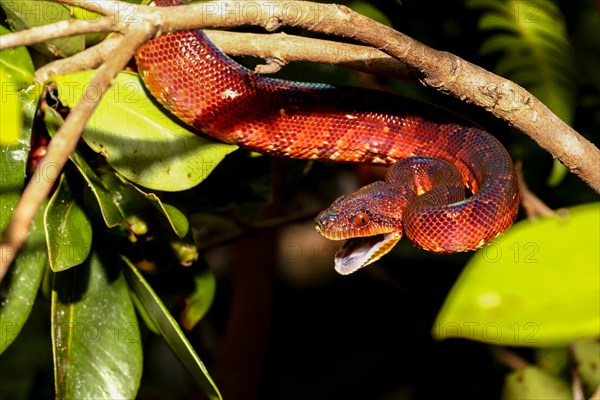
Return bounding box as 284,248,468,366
334,232,402,275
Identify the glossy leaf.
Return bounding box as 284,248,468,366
572,338,600,396
129,290,159,334
126,181,190,238
45,108,124,227
434,203,600,346
50,70,237,191
0,299,53,398
0,27,32,144
52,250,143,399
501,366,571,399
66,4,106,46
0,65,21,145
0,24,34,85
121,256,222,399
44,174,92,271
0,209,47,354
181,268,216,331
99,172,189,238
502,366,573,400
1,0,85,57
0,127,28,231
0,24,35,223
0,83,40,349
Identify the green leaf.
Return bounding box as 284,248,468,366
501,366,571,400
0,24,34,85
534,347,568,377
44,108,124,227
434,203,600,346
125,180,190,238
0,22,33,145
52,249,143,399
0,131,28,231
546,160,568,187
572,338,600,396
0,64,21,145
50,70,237,191
129,289,159,334
65,4,106,46
347,2,392,27
44,173,92,271
0,89,39,233
0,0,85,57
0,299,53,398
121,256,222,399
181,268,216,331
0,208,47,354
468,0,576,128
99,172,189,238
0,21,33,152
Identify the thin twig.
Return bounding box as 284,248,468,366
0,25,156,281
516,161,556,219
569,342,586,400
35,34,124,83
492,347,529,371
0,17,120,49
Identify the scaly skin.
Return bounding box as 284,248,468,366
135,0,519,273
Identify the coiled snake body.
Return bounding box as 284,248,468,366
135,0,519,274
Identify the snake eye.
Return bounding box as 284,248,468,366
352,211,370,227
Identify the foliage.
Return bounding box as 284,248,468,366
0,0,598,399
466,0,577,185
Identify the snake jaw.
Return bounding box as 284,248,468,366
334,231,402,275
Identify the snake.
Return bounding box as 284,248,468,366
135,0,520,274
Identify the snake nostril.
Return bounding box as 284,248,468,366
315,212,336,230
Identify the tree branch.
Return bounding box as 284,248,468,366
0,17,120,49
33,30,410,83
35,34,124,83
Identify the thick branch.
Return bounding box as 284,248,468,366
207,31,410,79
34,30,410,83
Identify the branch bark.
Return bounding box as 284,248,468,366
0,0,598,280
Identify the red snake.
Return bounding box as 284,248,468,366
135,0,519,274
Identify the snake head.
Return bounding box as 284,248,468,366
314,181,407,275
